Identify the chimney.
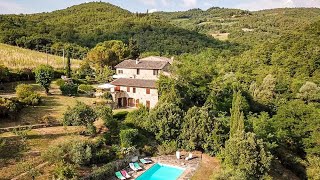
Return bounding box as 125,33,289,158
136,58,140,64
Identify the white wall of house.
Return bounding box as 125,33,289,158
116,68,164,80
112,86,158,108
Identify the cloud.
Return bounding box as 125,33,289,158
138,0,157,6
161,0,170,6
292,0,320,7
233,0,320,10
149,8,158,13
182,0,197,8
0,1,27,14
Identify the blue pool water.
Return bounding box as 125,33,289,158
136,163,185,180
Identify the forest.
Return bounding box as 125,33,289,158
0,2,320,179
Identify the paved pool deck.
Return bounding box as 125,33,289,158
113,152,202,180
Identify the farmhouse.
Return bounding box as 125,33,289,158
111,56,172,108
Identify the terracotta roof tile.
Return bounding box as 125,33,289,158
115,58,170,70
111,78,157,88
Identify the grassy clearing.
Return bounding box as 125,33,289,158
210,33,230,41
0,43,81,69
0,126,85,179
191,154,220,180
0,81,97,128
1,80,133,128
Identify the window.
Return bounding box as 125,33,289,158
127,87,130,92
133,88,136,93
153,69,159,76
137,69,140,75
146,88,150,94
115,86,120,91
118,70,123,74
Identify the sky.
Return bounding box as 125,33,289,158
0,0,320,14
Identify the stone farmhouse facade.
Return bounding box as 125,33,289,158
111,56,172,108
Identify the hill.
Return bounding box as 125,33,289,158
0,2,234,57
155,8,320,42
0,43,81,69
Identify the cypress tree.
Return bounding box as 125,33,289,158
230,91,245,138
128,38,140,59
66,50,71,78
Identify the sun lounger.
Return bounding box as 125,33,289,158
140,158,152,164
129,163,139,171
121,170,131,178
185,153,193,160
115,171,126,180
134,162,143,170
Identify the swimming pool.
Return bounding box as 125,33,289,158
136,163,185,180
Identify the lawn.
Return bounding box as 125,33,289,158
0,126,85,180
0,81,98,128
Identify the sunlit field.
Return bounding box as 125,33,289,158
0,43,81,69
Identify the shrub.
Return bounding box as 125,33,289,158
124,105,149,129
55,79,65,87
0,64,9,83
76,62,94,79
119,129,139,148
16,84,35,99
85,163,116,180
23,93,41,106
0,98,21,119
157,140,177,155
53,69,65,79
42,138,93,166
34,65,54,94
60,83,78,96
17,68,34,81
101,92,113,100
72,78,87,85
70,141,93,165
15,84,41,106
95,105,113,125
142,145,157,156
53,162,77,180
95,105,118,137
113,111,128,121
95,66,114,83
92,149,116,164
63,101,97,135
78,84,95,95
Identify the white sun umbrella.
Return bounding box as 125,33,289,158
97,83,115,90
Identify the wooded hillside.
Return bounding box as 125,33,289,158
0,3,320,179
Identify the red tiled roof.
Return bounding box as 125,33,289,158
111,78,157,88
115,59,169,70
